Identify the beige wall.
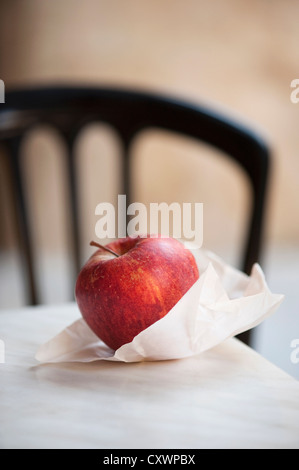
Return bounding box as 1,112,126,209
0,0,298,264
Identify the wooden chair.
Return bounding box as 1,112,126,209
0,86,270,344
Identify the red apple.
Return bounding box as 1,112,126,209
75,236,199,351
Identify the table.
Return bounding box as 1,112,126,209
1,302,299,449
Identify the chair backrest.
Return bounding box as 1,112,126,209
0,86,270,341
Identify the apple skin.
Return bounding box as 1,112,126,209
75,236,199,351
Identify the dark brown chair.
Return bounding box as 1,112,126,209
0,86,270,345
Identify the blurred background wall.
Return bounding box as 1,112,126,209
0,0,298,377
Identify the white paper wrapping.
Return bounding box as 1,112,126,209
35,247,284,363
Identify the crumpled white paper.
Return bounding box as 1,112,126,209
35,246,284,363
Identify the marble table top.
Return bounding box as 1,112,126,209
0,302,299,449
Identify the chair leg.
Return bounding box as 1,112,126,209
236,329,251,346
7,137,38,305
64,136,81,287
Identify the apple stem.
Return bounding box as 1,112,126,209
90,241,120,257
